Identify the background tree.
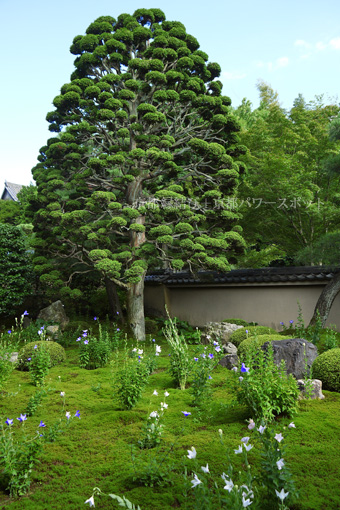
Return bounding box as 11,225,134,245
0,224,34,318
302,109,340,327
32,8,246,340
234,83,340,265
0,201,21,225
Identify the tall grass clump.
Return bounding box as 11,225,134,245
163,310,191,390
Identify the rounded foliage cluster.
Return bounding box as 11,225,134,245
312,348,340,392
17,341,66,371
223,318,255,327
238,335,290,360
230,326,277,348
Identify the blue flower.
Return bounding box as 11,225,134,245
39,421,46,428
5,418,13,426
280,321,284,326
182,411,191,416
23,310,29,316
74,410,81,419
245,329,249,334
241,363,250,373
194,357,198,361
17,414,27,423
117,328,120,332
34,345,38,349
152,338,155,342
84,340,89,345
289,320,294,324
27,357,31,361
208,375,212,380
7,330,11,334
76,337,81,341
94,316,97,321
208,353,214,359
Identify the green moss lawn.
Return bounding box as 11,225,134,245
0,324,340,510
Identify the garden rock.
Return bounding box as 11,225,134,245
10,352,18,363
222,342,238,355
219,353,239,369
38,301,69,330
297,379,325,399
46,325,60,340
201,322,243,344
261,338,318,379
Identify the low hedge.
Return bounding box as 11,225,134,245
238,334,290,360
222,318,252,327
229,325,277,348
312,348,340,392
17,341,66,371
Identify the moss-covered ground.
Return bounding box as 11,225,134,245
0,325,339,510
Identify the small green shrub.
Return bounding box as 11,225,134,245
78,336,112,369
223,318,256,327
163,312,191,390
278,328,296,336
145,318,158,335
312,348,340,392
114,356,149,410
29,343,51,386
238,335,290,360
229,326,277,348
232,342,299,422
17,341,66,371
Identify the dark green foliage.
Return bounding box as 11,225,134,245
238,334,290,360
144,318,158,335
0,201,21,225
312,348,340,392
17,341,66,371
229,326,277,348
0,224,34,318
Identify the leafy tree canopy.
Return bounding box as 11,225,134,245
0,224,34,317
233,83,340,265
32,9,246,338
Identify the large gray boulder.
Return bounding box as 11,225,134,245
262,338,318,379
38,300,69,330
219,354,239,369
201,322,243,344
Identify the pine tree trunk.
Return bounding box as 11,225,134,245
104,277,124,324
127,276,146,341
126,177,146,340
308,272,340,328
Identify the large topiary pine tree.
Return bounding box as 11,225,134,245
32,8,247,340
